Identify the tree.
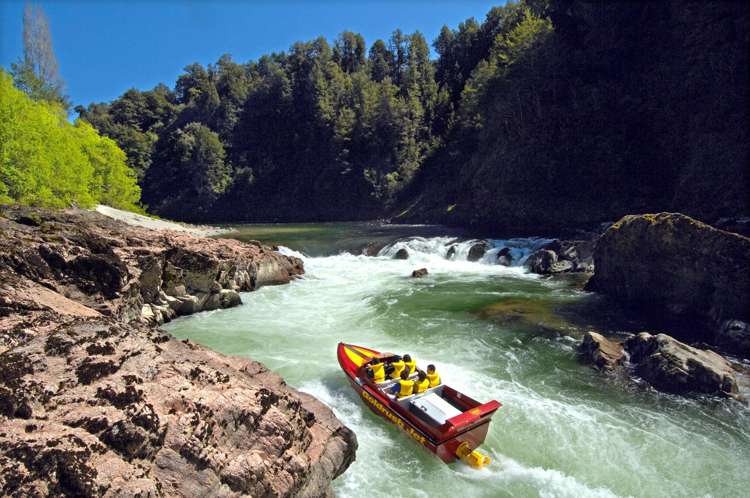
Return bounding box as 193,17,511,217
0,70,141,210
368,39,392,82
333,31,366,73
11,3,68,109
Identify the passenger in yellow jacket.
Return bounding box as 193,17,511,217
389,356,405,379
390,369,414,398
426,364,441,387
414,371,430,394
369,358,385,382
403,354,416,376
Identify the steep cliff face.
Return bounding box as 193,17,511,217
0,207,356,497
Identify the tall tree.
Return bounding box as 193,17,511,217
333,31,366,73
368,39,392,83
11,2,68,108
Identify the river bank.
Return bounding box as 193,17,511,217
0,207,355,497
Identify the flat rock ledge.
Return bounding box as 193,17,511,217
578,331,740,399
0,207,356,497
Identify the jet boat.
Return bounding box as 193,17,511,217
337,342,500,468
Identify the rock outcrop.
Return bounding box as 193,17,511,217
0,207,303,332
624,333,739,398
0,207,356,497
585,213,750,354
578,331,741,399
577,332,625,371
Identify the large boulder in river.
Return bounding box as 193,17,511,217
393,248,409,260
467,241,489,262
624,332,739,398
586,213,750,340
578,331,625,371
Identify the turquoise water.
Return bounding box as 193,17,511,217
165,224,750,498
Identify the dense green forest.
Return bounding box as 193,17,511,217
77,0,749,231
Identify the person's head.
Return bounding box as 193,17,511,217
371,358,380,365
418,371,427,381
400,369,409,381
403,354,412,363
392,355,402,362
427,364,436,373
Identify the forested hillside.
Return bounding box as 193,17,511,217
77,0,749,230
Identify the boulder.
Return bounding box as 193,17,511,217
393,248,409,260
446,245,457,260
716,320,750,356
586,213,750,338
411,268,429,278
540,239,593,273
524,249,557,274
467,241,489,262
496,247,512,266
219,288,242,308
578,332,625,370
624,332,739,398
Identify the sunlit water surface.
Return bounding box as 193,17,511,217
165,224,750,498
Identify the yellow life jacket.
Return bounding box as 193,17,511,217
427,371,441,387
371,362,385,382
414,378,430,394
390,360,405,379
397,379,415,398
404,359,417,375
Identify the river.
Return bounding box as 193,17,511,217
163,223,750,498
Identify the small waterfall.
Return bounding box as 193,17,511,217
376,236,552,266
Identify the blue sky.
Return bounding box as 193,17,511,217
0,1,502,107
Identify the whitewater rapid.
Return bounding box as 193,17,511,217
166,235,750,498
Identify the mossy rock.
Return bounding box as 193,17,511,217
476,297,573,334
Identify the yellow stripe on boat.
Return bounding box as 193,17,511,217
344,346,369,367
353,346,376,358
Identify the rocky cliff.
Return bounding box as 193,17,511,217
0,207,356,497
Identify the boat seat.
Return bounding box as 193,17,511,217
409,391,462,426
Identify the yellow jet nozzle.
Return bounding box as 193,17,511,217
456,442,491,469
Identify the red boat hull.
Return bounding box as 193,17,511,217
337,343,500,464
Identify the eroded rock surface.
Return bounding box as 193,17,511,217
0,207,356,497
